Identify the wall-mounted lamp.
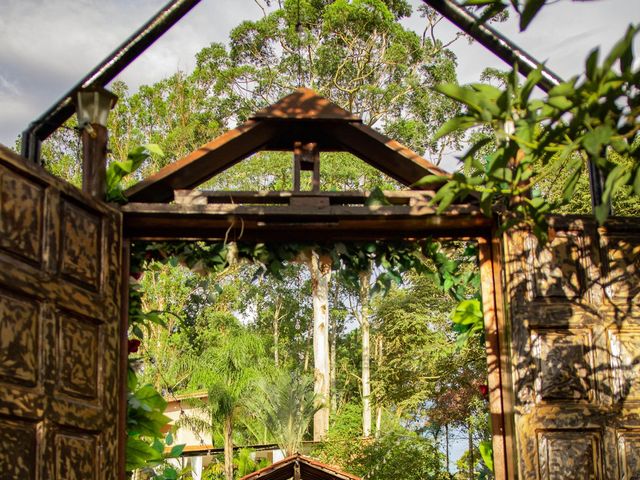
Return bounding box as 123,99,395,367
74,86,118,199
76,86,118,129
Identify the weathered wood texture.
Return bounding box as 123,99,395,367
479,235,516,480
121,201,490,241
503,215,640,479
0,144,123,479
124,88,449,203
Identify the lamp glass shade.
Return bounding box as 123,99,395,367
76,88,117,127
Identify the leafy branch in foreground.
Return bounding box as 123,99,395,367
421,25,639,240
463,0,600,32
106,143,163,203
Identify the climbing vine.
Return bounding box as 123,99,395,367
113,151,488,476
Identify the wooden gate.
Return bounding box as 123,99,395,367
0,145,123,479
503,216,640,479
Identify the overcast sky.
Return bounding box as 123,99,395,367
0,0,638,146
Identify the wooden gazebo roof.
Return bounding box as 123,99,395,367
121,88,489,241
239,454,361,480
124,88,449,203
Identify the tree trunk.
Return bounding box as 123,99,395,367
330,307,337,413
359,270,371,438
468,421,474,480
374,335,383,438
310,250,331,441
303,318,313,372
223,415,234,480
445,423,450,475
273,301,281,367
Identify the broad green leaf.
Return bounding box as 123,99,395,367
582,125,614,156
169,444,186,458
480,190,493,217
126,437,163,471
585,47,599,81
434,84,483,114
452,299,483,326
433,115,477,140
144,143,164,157
547,96,572,110
479,440,495,472
365,187,392,206
520,67,543,104
133,385,168,411
548,81,575,97
603,25,638,71
414,174,447,187
520,0,545,31
561,159,583,203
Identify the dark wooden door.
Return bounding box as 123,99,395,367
503,216,640,479
0,145,123,479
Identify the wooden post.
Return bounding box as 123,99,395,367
478,233,515,480
118,240,130,480
294,460,301,480
293,142,320,192
81,124,108,199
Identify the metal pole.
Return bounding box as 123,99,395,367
425,0,563,91
425,0,606,212
21,0,202,163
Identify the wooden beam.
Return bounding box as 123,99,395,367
121,202,492,241
251,87,361,121
172,190,438,206
478,235,515,480
325,122,449,188
81,124,108,199
124,120,278,203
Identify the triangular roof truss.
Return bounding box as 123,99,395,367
238,454,361,480
124,88,449,203
120,89,488,242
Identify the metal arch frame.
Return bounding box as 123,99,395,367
21,0,558,155
20,0,606,209
20,0,202,164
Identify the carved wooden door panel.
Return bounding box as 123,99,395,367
0,146,122,479
503,216,640,479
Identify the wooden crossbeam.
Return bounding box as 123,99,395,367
121,202,491,241
325,122,450,189
172,190,438,205
124,120,278,203
123,89,450,204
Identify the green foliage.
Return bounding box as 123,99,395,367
372,273,456,411
463,0,594,31
479,440,494,473
451,299,484,348
126,371,186,477
248,371,319,456
315,412,448,480
428,25,640,237
131,239,431,296
106,143,163,202
234,449,269,477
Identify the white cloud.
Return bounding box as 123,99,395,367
1,0,638,146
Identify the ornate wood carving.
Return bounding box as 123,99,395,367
504,216,640,479
0,145,122,479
